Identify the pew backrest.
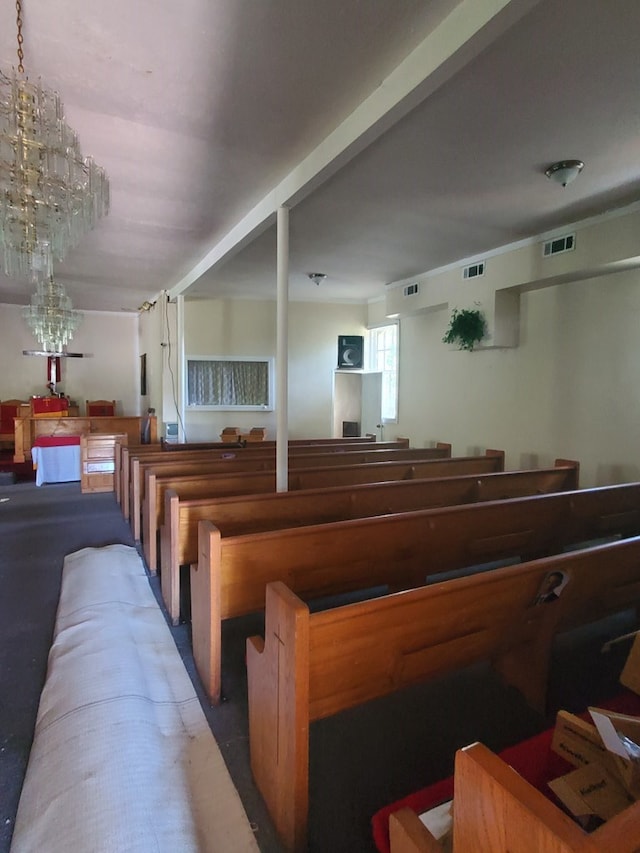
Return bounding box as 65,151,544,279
118,436,412,512
158,460,572,574
190,480,638,704
148,451,503,570
246,534,640,851
131,445,444,530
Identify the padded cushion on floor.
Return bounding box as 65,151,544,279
10,544,259,853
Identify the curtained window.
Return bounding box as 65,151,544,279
187,358,273,410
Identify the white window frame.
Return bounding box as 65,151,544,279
368,322,399,423
186,355,275,411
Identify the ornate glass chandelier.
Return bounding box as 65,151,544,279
0,0,109,281
23,275,82,352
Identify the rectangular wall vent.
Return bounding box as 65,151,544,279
403,282,419,297
463,261,485,279
543,233,575,257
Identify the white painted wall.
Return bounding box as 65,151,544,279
184,298,367,440
0,303,139,415
388,268,640,487
6,262,636,489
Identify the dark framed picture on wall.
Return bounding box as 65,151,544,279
140,353,147,396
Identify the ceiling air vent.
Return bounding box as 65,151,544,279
543,233,576,257
403,282,419,297
463,261,485,280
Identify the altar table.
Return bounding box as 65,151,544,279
32,436,81,487
13,415,157,463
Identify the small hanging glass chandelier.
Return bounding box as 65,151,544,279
23,275,82,352
0,0,109,281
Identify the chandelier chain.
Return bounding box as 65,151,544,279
0,0,110,281
15,0,24,74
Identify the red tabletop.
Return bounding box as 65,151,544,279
33,435,81,448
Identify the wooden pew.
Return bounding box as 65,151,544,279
246,534,640,852
119,437,413,521
142,442,452,565
154,457,570,579
116,436,406,508
191,480,639,706
389,734,640,853
129,444,438,539
80,433,127,494
116,436,394,506
158,451,505,618
115,439,244,504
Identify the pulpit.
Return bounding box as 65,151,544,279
31,397,70,417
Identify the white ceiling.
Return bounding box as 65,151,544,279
1,0,639,314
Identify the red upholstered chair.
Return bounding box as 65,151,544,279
0,399,24,447
86,400,116,417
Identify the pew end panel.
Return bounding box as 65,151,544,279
452,741,640,852
388,808,445,853
247,566,565,851
247,582,311,853
160,490,184,620
143,469,158,571
555,458,580,489
80,433,127,494
191,520,223,697
486,448,505,469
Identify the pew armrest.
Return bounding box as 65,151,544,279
389,808,445,853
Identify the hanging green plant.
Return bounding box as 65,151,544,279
442,307,487,351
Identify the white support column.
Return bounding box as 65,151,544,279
276,206,289,492
176,294,186,441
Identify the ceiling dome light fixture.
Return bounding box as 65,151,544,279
308,272,326,286
0,0,110,281
544,160,584,188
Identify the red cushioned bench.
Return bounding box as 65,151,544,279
372,691,640,853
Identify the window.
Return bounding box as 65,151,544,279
187,357,274,410
368,323,399,422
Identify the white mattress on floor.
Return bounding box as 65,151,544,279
10,544,259,853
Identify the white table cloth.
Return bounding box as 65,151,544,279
32,441,81,486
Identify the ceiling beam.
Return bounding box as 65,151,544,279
169,0,542,300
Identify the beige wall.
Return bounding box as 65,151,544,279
0,303,139,415
184,298,367,440
393,268,640,487
4,263,638,487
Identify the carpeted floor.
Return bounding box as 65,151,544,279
0,481,635,852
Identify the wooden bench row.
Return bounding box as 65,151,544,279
115,436,406,514
128,442,440,540
152,450,504,584
247,534,640,851
190,477,639,710
159,451,507,623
